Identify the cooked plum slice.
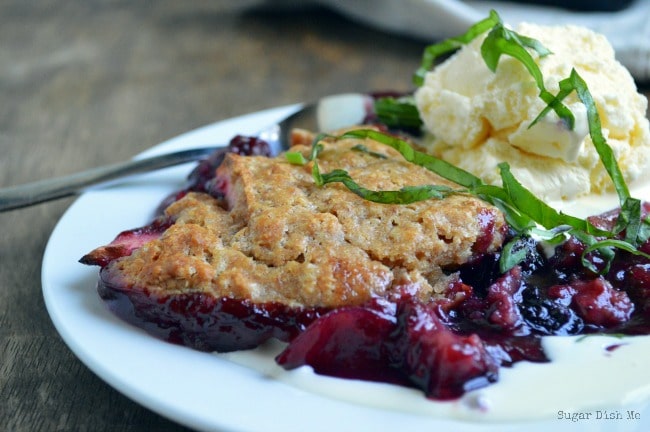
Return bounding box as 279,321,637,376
79,218,172,268
548,278,633,328
277,296,499,400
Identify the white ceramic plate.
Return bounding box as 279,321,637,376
43,106,650,432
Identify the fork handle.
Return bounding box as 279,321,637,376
0,147,220,212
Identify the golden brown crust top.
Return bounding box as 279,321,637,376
106,134,506,308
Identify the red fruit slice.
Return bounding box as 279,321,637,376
277,296,499,400
79,218,172,268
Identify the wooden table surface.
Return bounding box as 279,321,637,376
1,2,648,431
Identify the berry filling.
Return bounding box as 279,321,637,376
80,132,650,402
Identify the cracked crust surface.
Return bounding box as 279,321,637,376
105,134,506,308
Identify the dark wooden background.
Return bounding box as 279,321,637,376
1,1,648,431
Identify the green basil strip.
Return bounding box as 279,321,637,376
309,134,328,161
616,197,641,242
499,237,530,273
413,10,501,86
569,229,613,274
415,8,574,128
317,168,459,204
568,69,631,202
481,24,574,129
311,159,324,187
529,79,574,130
538,69,640,244
533,69,630,204
515,34,553,58
339,129,483,189
373,97,423,130
351,144,388,159
638,216,650,245
481,25,545,82
497,162,609,236
285,151,307,165
582,238,650,273
472,184,536,232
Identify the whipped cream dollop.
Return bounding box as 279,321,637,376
415,23,650,202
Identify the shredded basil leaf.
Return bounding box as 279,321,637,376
500,236,531,273
373,97,423,130
415,9,574,129
351,144,388,159
285,151,307,165
616,197,642,242
532,69,644,246
339,129,483,189
309,133,329,161
534,69,630,202
584,238,650,260
414,10,500,86
313,166,458,204
482,18,574,129
637,216,650,245
581,238,650,274
496,162,607,236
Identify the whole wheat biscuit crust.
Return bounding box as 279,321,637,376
102,134,506,309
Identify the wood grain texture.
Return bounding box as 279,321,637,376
0,2,422,431
0,1,648,431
